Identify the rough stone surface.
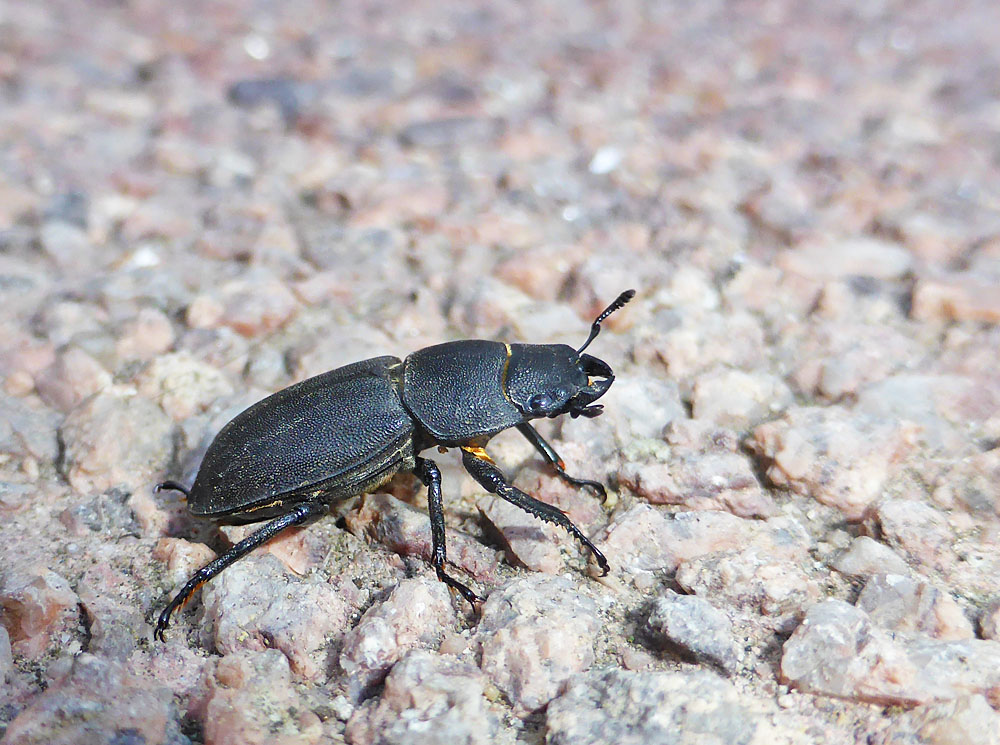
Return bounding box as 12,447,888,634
152,537,218,586
339,577,458,700
77,577,144,661
930,449,1000,515
477,494,564,574
912,273,1000,323
779,238,913,281
203,649,322,745
345,650,498,745
853,374,988,454
0,625,13,682
855,574,974,641
59,387,174,493
870,500,958,575
781,600,1000,706
199,555,352,680
3,0,1000,741
219,522,333,578
115,307,176,361
476,575,599,713
596,505,810,585
34,346,112,412
346,492,500,583
789,321,924,402
752,406,916,520
194,275,301,337
137,352,235,421
645,591,741,674
690,367,795,431
601,375,686,442
979,600,1000,642
2,654,186,745
677,548,821,632
648,310,768,381
0,396,60,475
0,568,80,659
831,536,912,579
619,451,777,518
546,667,760,745
872,695,1000,745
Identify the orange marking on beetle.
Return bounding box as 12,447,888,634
461,445,495,464
179,581,207,609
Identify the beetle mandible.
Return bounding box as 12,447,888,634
153,289,635,640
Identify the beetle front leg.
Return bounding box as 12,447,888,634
515,423,607,499
414,456,481,607
460,447,609,575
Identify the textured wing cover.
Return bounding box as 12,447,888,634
402,340,523,443
189,356,413,516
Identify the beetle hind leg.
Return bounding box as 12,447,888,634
154,500,328,641
461,447,610,576
414,456,481,607
155,480,191,498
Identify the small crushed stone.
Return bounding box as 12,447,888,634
2,0,1000,743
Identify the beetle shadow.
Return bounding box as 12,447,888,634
476,508,556,570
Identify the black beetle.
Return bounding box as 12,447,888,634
153,289,634,640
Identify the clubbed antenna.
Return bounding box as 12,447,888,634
577,289,636,354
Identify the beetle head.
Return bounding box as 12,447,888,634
505,290,634,420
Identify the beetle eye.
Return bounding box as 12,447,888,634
528,393,554,412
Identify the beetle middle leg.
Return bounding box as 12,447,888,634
414,456,481,606
460,447,609,575
155,499,328,641
516,422,607,499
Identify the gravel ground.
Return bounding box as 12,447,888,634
2,0,1000,743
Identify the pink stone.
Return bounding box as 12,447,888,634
2,654,181,745
1,567,79,659
59,388,174,493
477,495,564,574
201,555,351,680
476,576,599,714
339,577,458,699
595,505,809,582
856,573,974,641
203,650,322,745
782,600,1000,707
34,346,111,412
912,273,1000,323
152,537,217,586
752,406,916,520
345,492,500,583
345,650,496,745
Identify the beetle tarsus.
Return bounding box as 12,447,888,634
435,566,481,607
516,422,607,499
555,471,607,500
461,447,610,575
